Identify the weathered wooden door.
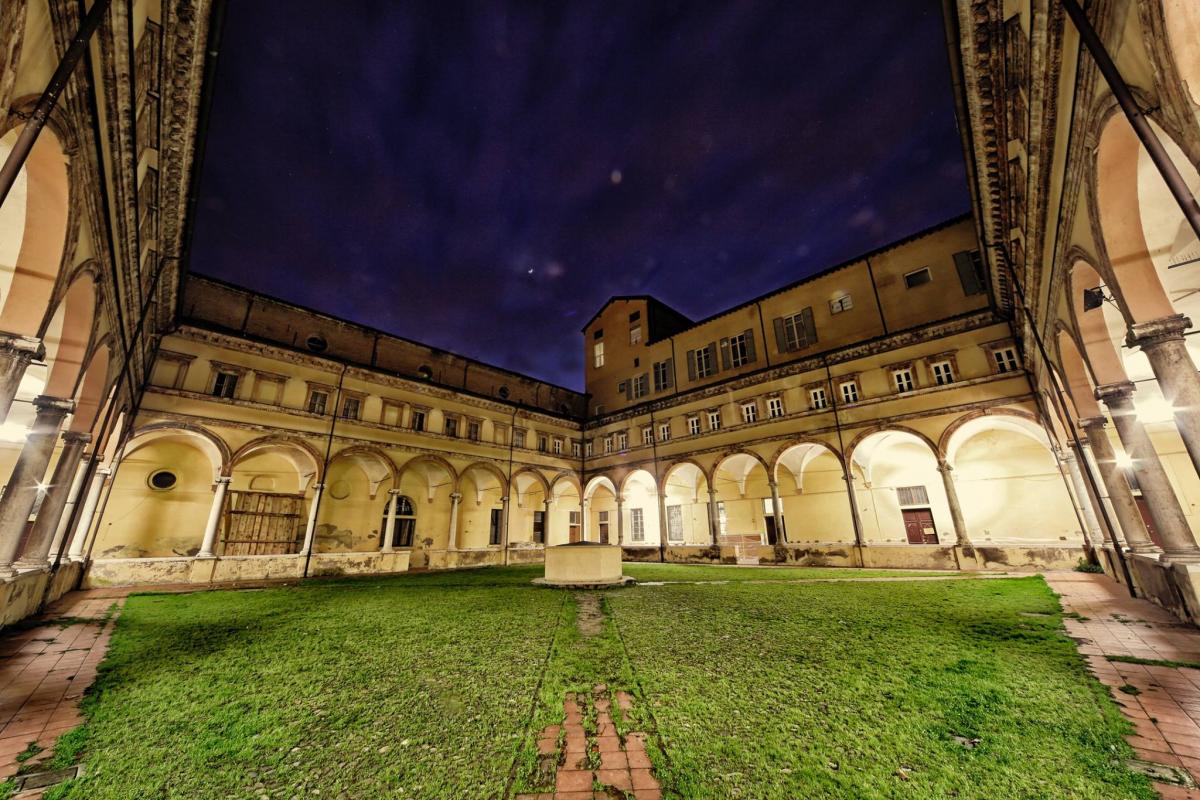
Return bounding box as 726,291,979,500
902,508,938,544
222,491,305,555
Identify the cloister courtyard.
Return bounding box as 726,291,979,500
0,564,1195,799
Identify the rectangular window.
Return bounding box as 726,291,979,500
307,390,328,415
897,485,930,506
904,267,932,289
740,402,757,424
782,310,816,351
630,325,642,345
630,508,645,543
840,381,859,403
659,422,671,442
572,441,581,458
411,409,426,431
642,427,653,446
767,397,784,418
829,294,853,314
810,388,828,410
954,249,987,296
598,510,610,544
467,421,481,441
445,417,459,437
489,508,502,545
993,347,1019,373
585,440,594,457
653,360,673,392
893,368,915,393
533,510,545,544
667,505,683,543
688,344,716,379
552,438,563,455
729,333,751,367
212,371,238,399
717,501,727,537
931,361,955,385
514,429,527,448
594,341,605,368
688,416,701,436
340,396,361,420
708,410,722,430
617,432,628,451
537,435,548,452
632,373,648,398
604,436,613,454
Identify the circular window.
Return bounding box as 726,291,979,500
148,470,177,491
417,365,433,380
498,386,510,399
306,334,328,353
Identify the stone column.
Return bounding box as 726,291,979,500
1058,449,1101,548
657,493,668,548
15,432,90,569
616,497,624,546
581,498,590,542
936,460,971,547
1128,314,1200,479
0,335,43,425
380,490,399,553
0,396,73,577
1081,416,1155,552
196,476,231,559
542,499,551,545
48,457,90,562
768,480,785,544
707,489,720,545
67,466,110,561
500,495,510,549
447,492,461,549
1080,441,1126,548
843,473,866,547
300,483,324,555
1095,384,1200,561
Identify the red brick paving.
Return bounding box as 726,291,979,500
519,685,662,800
1045,571,1200,799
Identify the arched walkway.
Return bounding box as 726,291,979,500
849,429,951,546
711,452,774,546
772,442,853,545
661,461,712,545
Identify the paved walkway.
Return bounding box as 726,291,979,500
1046,571,1200,799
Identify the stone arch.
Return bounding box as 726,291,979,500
511,467,550,501
770,438,844,490
395,454,457,504
40,271,97,399
457,461,509,496
618,467,660,499
1139,0,1200,147
661,459,709,495
939,409,1053,468
327,445,398,499
848,424,942,476
548,471,582,501
230,435,323,491
583,474,617,501
711,450,771,486
1055,328,1106,419
120,423,231,483
68,337,113,434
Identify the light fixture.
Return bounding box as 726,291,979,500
1082,286,1109,311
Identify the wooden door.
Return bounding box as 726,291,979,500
222,491,305,555
902,508,938,544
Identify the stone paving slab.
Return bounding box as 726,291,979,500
1045,571,1200,800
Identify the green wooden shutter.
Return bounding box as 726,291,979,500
801,307,817,345
719,338,731,370
743,329,756,363
772,317,787,353
664,358,673,388
686,350,697,381
954,251,983,295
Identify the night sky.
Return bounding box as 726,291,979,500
190,1,970,390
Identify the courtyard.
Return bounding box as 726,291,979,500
0,565,1192,799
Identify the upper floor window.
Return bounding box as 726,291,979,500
632,374,649,399
537,434,548,452
585,440,594,457
411,409,427,432
445,417,459,437
688,343,716,380
893,368,915,393
840,380,860,404
514,429,527,448
931,360,955,386
594,341,605,368
767,397,784,418
553,438,563,455
572,441,582,458
630,325,642,345
810,387,828,410
688,416,701,436
904,267,932,289
993,347,1020,373
340,396,361,420
954,249,987,296
617,432,628,451
604,436,614,454
777,308,817,352
829,294,853,314
659,422,671,442
307,389,329,415
726,331,754,368
653,359,673,392
467,420,481,441
740,402,758,424
212,371,239,399
708,410,722,430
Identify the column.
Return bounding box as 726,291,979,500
1080,441,1126,548
707,489,720,545
581,498,590,542
300,483,324,555
499,495,510,549
843,473,866,547
542,499,551,545
0,335,43,425
768,480,785,544
447,492,461,549
67,466,110,561
0,396,73,577
657,493,668,548
197,476,231,558
1058,449,1101,548
380,490,399,553
936,460,971,547
1081,416,1155,552
1095,383,1200,561
48,457,90,562
616,497,624,546
1127,314,1200,478
15,431,90,569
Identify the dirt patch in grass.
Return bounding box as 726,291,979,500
576,593,605,637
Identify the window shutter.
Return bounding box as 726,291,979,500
706,342,717,373
640,372,649,394
743,329,756,363
664,358,674,388
686,350,697,381
954,251,983,295
719,338,731,370
624,380,632,400
801,307,817,345
772,317,787,353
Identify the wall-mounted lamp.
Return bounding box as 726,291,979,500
1082,286,1112,312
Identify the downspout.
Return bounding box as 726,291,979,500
823,355,865,567
754,303,772,367
650,407,664,562
303,363,347,578
504,406,517,565
865,256,888,335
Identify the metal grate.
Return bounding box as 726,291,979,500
222,491,305,556
896,485,930,506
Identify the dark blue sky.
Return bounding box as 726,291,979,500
190,1,969,390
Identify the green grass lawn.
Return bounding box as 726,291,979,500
21,565,1152,799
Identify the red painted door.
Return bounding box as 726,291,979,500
902,509,938,544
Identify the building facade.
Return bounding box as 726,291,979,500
1,0,1199,625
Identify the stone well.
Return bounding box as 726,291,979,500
533,542,634,588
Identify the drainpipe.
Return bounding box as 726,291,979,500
503,407,517,565
649,408,665,562
823,356,865,567
1061,0,1200,242
302,364,346,578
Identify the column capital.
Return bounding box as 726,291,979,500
1079,415,1108,431
387,488,401,496
1094,381,1136,405
32,395,74,416
311,482,325,491
214,476,232,485
936,459,952,474
0,334,44,360
449,491,462,502
61,431,91,446
1127,314,1191,348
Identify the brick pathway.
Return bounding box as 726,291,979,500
519,685,661,800
1046,571,1200,799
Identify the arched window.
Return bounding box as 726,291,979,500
381,495,416,548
